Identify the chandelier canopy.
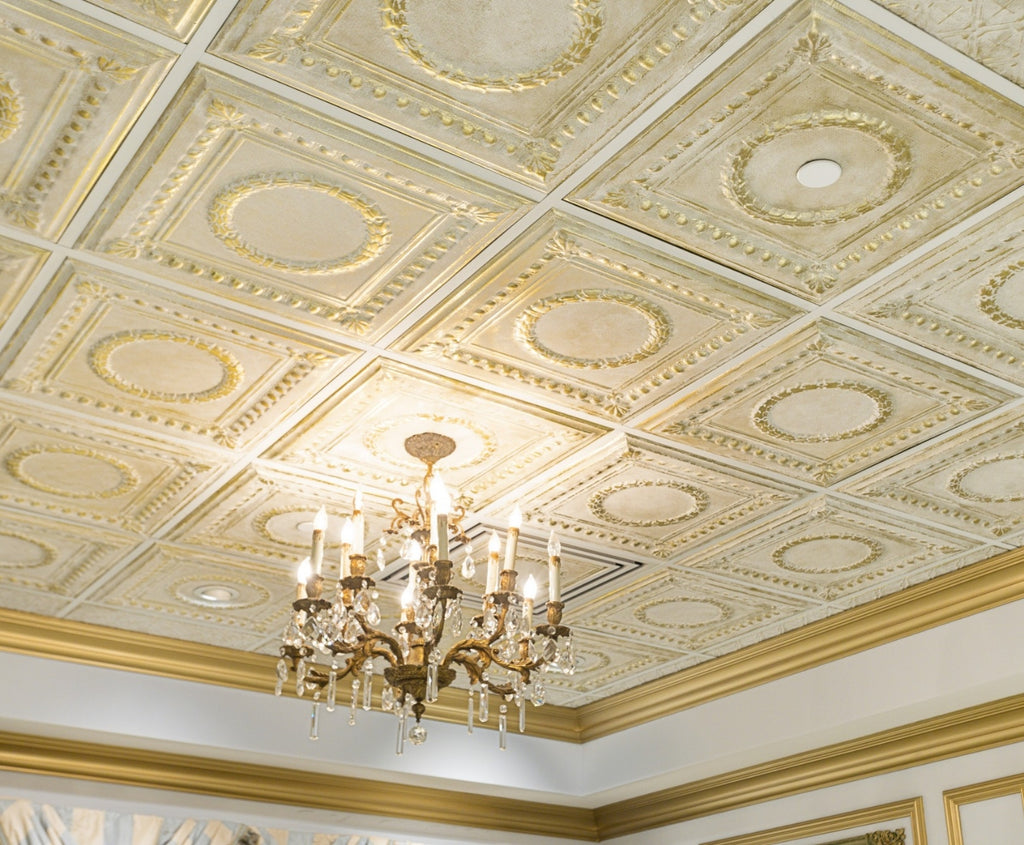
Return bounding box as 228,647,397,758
276,432,575,752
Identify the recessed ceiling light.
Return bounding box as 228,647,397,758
193,585,239,604
796,158,843,188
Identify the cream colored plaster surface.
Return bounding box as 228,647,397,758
0,0,1020,713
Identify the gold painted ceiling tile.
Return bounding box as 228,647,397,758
0,0,173,238
0,583,76,617
210,0,772,185
686,496,984,603
77,68,529,340
0,403,220,533
66,600,276,652
842,407,1024,541
572,568,814,653
516,434,806,561
265,359,605,509
840,193,1024,386
875,0,1024,87
402,210,804,421
571,0,1024,301
0,261,357,449
0,234,48,320
78,542,294,638
0,506,137,601
645,321,1014,485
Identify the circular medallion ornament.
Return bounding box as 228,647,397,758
754,382,893,443
6,445,139,499
726,111,910,227
365,415,495,472
949,455,1024,503
978,261,1024,330
384,0,603,91
772,534,882,575
209,174,390,274
0,74,23,144
636,597,729,629
515,290,671,369
590,480,709,527
88,331,243,403
0,531,55,569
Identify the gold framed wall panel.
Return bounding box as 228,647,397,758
702,797,926,845
945,773,1024,845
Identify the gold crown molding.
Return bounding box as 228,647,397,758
5,690,1023,841
596,692,1024,839
576,543,1024,740
0,730,599,841
701,797,926,845
944,772,1024,845
0,607,579,742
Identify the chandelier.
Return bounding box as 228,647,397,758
275,432,575,752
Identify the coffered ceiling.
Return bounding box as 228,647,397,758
1,0,1023,709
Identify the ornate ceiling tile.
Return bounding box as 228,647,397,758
539,627,695,704
842,407,1024,541
402,210,803,421
0,506,136,601
685,496,984,603
0,0,173,238
77,68,528,340
0,234,48,320
0,403,219,533
514,434,805,561
571,0,1024,301
840,193,1024,387
572,568,813,653
89,0,219,40
74,542,293,638
874,0,1024,87
645,321,1014,485
0,261,356,449
265,360,604,509
210,0,773,186
170,465,375,565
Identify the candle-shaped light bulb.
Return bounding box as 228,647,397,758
296,557,312,599
310,506,327,574
352,488,365,556
486,530,501,594
400,580,415,621
503,505,522,572
547,529,562,603
431,476,451,561
523,574,537,628
340,517,354,578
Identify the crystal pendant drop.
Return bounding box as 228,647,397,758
518,697,526,733
326,667,337,712
349,677,360,725
396,708,406,756
466,686,475,733
461,552,475,579
531,676,545,707
376,546,386,571
381,684,396,712
408,723,427,745
362,660,374,710
479,685,489,722
498,703,508,751
450,605,464,636
309,698,320,741
364,601,381,626
295,658,307,697
426,662,438,703
274,658,288,696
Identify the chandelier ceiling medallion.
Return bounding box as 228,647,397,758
276,432,575,752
